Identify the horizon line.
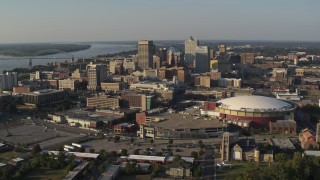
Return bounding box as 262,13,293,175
1,39,320,45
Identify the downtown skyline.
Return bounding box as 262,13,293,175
0,0,320,43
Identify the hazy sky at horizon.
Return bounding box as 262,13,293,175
1,0,319,43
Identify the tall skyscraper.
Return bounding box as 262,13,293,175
86,62,107,91
219,44,227,61
184,36,199,66
210,49,215,59
167,49,174,65
138,40,154,70
159,48,167,65
0,72,18,91
195,46,210,73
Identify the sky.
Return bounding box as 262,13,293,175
0,0,319,43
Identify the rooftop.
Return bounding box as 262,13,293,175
64,110,117,122
127,155,166,162
217,95,295,112
43,151,99,159
24,89,64,95
165,156,194,164
98,165,120,180
271,138,295,150
152,112,224,130
11,157,24,162
305,151,320,157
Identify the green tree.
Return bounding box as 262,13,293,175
194,164,202,177
125,162,135,175
191,151,198,159
99,149,110,160
199,150,204,156
275,153,289,162
310,115,318,124
32,144,41,156
198,140,204,148
98,164,106,173
151,165,160,177
169,138,173,145
121,149,128,156
134,149,139,155
242,162,260,180
150,139,154,145
173,155,181,163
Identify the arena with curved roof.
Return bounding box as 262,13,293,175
215,96,296,126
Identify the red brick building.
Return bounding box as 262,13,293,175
136,112,146,126
203,101,217,111
269,120,296,135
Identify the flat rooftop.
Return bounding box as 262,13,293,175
127,155,166,162
151,112,224,130
24,89,64,95
271,138,295,150
62,110,118,122
43,151,100,159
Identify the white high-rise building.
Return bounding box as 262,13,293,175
184,36,199,66
0,72,18,91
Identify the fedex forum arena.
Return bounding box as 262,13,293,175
212,96,296,126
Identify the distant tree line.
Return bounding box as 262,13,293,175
0,44,91,56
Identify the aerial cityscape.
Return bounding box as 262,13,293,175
1,1,320,180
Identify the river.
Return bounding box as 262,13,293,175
0,43,137,73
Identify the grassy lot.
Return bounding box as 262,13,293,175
24,167,68,180
216,163,246,180
216,162,271,180
0,151,28,161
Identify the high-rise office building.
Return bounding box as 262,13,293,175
0,72,18,91
159,48,167,65
184,36,199,66
167,49,174,65
219,45,227,61
138,40,154,70
86,62,107,91
195,46,210,73
153,55,161,69
210,49,216,59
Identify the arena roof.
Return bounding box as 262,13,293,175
217,96,293,111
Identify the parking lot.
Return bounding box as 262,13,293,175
81,137,220,157
0,120,88,150
0,118,221,154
